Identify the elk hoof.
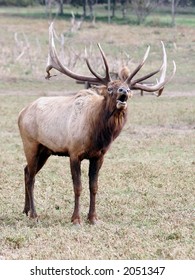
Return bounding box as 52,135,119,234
23,209,29,216
88,215,98,225
71,216,81,225
29,211,38,220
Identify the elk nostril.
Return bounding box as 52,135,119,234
118,87,129,95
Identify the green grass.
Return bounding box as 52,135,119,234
1,4,195,27
176,15,195,27
0,11,194,260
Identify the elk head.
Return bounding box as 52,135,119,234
46,23,176,109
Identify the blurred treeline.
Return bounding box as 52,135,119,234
1,0,195,8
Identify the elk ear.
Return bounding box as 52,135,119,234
92,85,107,96
118,66,130,82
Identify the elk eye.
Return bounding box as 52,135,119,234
108,87,113,94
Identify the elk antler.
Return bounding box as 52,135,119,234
84,44,111,84
46,23,111,85
125,45,151,84
126,42,176,96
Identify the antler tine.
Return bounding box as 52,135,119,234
125,45,150,84
133,60,176,96
130,43,166,86
84,44,111,84
84,48,107,84
130,67,162,86
46,23,110,85
97,43,111,83
129,41,176,96
158,41,167,84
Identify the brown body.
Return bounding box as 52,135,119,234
18,84,129,224
18,23,175,224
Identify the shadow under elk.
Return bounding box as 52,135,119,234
18,23,176,225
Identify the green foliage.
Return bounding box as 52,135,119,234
0,4,195,28
0,0,34,6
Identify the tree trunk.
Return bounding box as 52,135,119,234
108,0,111,23
121,0,127,19
82,0,87,18
88,0,94,20
58,0,64,16
112,0,116,18
171,0,175,27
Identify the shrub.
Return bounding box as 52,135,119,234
0,0,34,7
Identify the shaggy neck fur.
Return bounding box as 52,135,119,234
92,95,128,153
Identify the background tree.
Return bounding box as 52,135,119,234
171,0,190,26
58,0,64,15
0,0,34,6
70,0,95,19
131,0,163,24
121,0,128,18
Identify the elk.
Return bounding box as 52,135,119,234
18,23,176,225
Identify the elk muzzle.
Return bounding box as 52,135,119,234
116,87,130,110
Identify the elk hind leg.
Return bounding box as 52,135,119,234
23,144,50,218
23,164,36,218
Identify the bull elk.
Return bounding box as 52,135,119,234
18,23,176,225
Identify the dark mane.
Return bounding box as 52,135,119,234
92,96,128,153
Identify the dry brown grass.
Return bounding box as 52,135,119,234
0,11,194,260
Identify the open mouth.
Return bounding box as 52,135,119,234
116,94,128,109
118,94,128,103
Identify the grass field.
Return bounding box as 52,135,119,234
0,7,194,260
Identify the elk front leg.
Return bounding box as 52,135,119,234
88,156,104,224
70,157,82,225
